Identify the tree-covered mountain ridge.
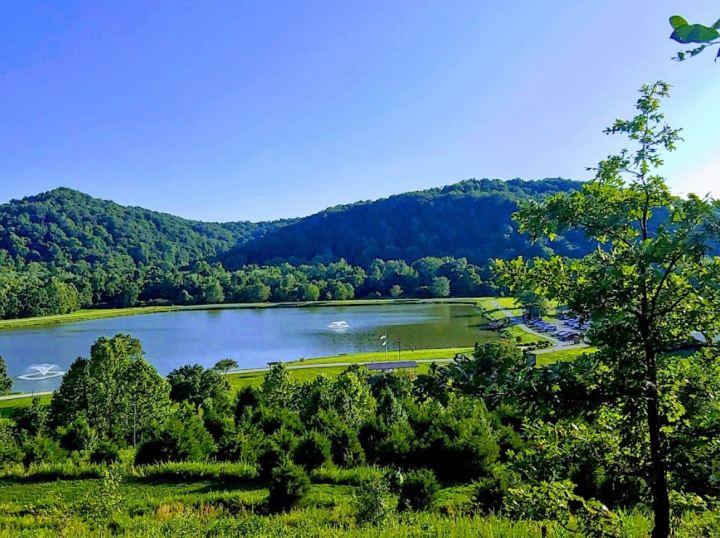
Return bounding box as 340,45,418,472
0,178,592,271
220,177,593,268
0,186,286,270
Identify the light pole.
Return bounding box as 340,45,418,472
380,332,388,362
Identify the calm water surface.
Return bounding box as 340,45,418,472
1,303,494,392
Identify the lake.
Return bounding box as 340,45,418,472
1,302,495,393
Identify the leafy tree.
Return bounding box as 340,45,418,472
441,340,523,405
51,335,172,444
515,288,548,318
48,358,89,431
495,82,720,537
261,363,298,410
390,285,403,298
429,276,450,298
0,355,11,395
214,358,238,376
354,475,394,526
21,435,65,467
668,15,720,61
167,364,229,409
204,280,225,304
296,282,320,302
327,365,377,428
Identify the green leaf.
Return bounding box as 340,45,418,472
671,24,720,44
669,15,688,30
713,18,720,30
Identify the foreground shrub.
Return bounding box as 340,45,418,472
267,462,310,512
398,468,439,511
354,475,394,526
411,397,499,481
504,480,619,537
90,439,120,465
258,429,299,479
293,431,331,471
58,416,95,452
216,430,260,464
21,435,65,467
471,466,512,514
135,406,215,465
0,418,22,466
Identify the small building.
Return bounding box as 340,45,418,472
366,361,418,372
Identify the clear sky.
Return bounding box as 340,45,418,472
1,1,718,222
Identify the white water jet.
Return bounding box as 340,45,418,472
17,363,65,381
327,320,350,332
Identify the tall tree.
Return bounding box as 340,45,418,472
495,82,720,537
0,356,11,395
51,334,171,444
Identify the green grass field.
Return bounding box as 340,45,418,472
0,463,661,537
535,346,598,366
285,347,471,366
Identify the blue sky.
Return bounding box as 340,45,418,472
0,1,718,222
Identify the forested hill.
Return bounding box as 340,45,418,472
0,187,281,270
220,178,593,268
0,179,597,319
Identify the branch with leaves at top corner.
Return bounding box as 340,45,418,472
669,15,720,62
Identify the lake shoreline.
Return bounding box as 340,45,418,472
0,297,483,331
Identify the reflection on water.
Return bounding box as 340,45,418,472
1,303,494,392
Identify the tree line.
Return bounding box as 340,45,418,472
0,256,492,320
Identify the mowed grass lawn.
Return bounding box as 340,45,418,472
535,346,598,366
285,347,472,366
226,362,438,391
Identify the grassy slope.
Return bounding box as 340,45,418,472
0,471,656,537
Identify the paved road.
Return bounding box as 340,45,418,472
0,390,54,402
487,299,590,355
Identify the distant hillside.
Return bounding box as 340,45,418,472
0,187,281,270
0,179,595,275
220,178,594,268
